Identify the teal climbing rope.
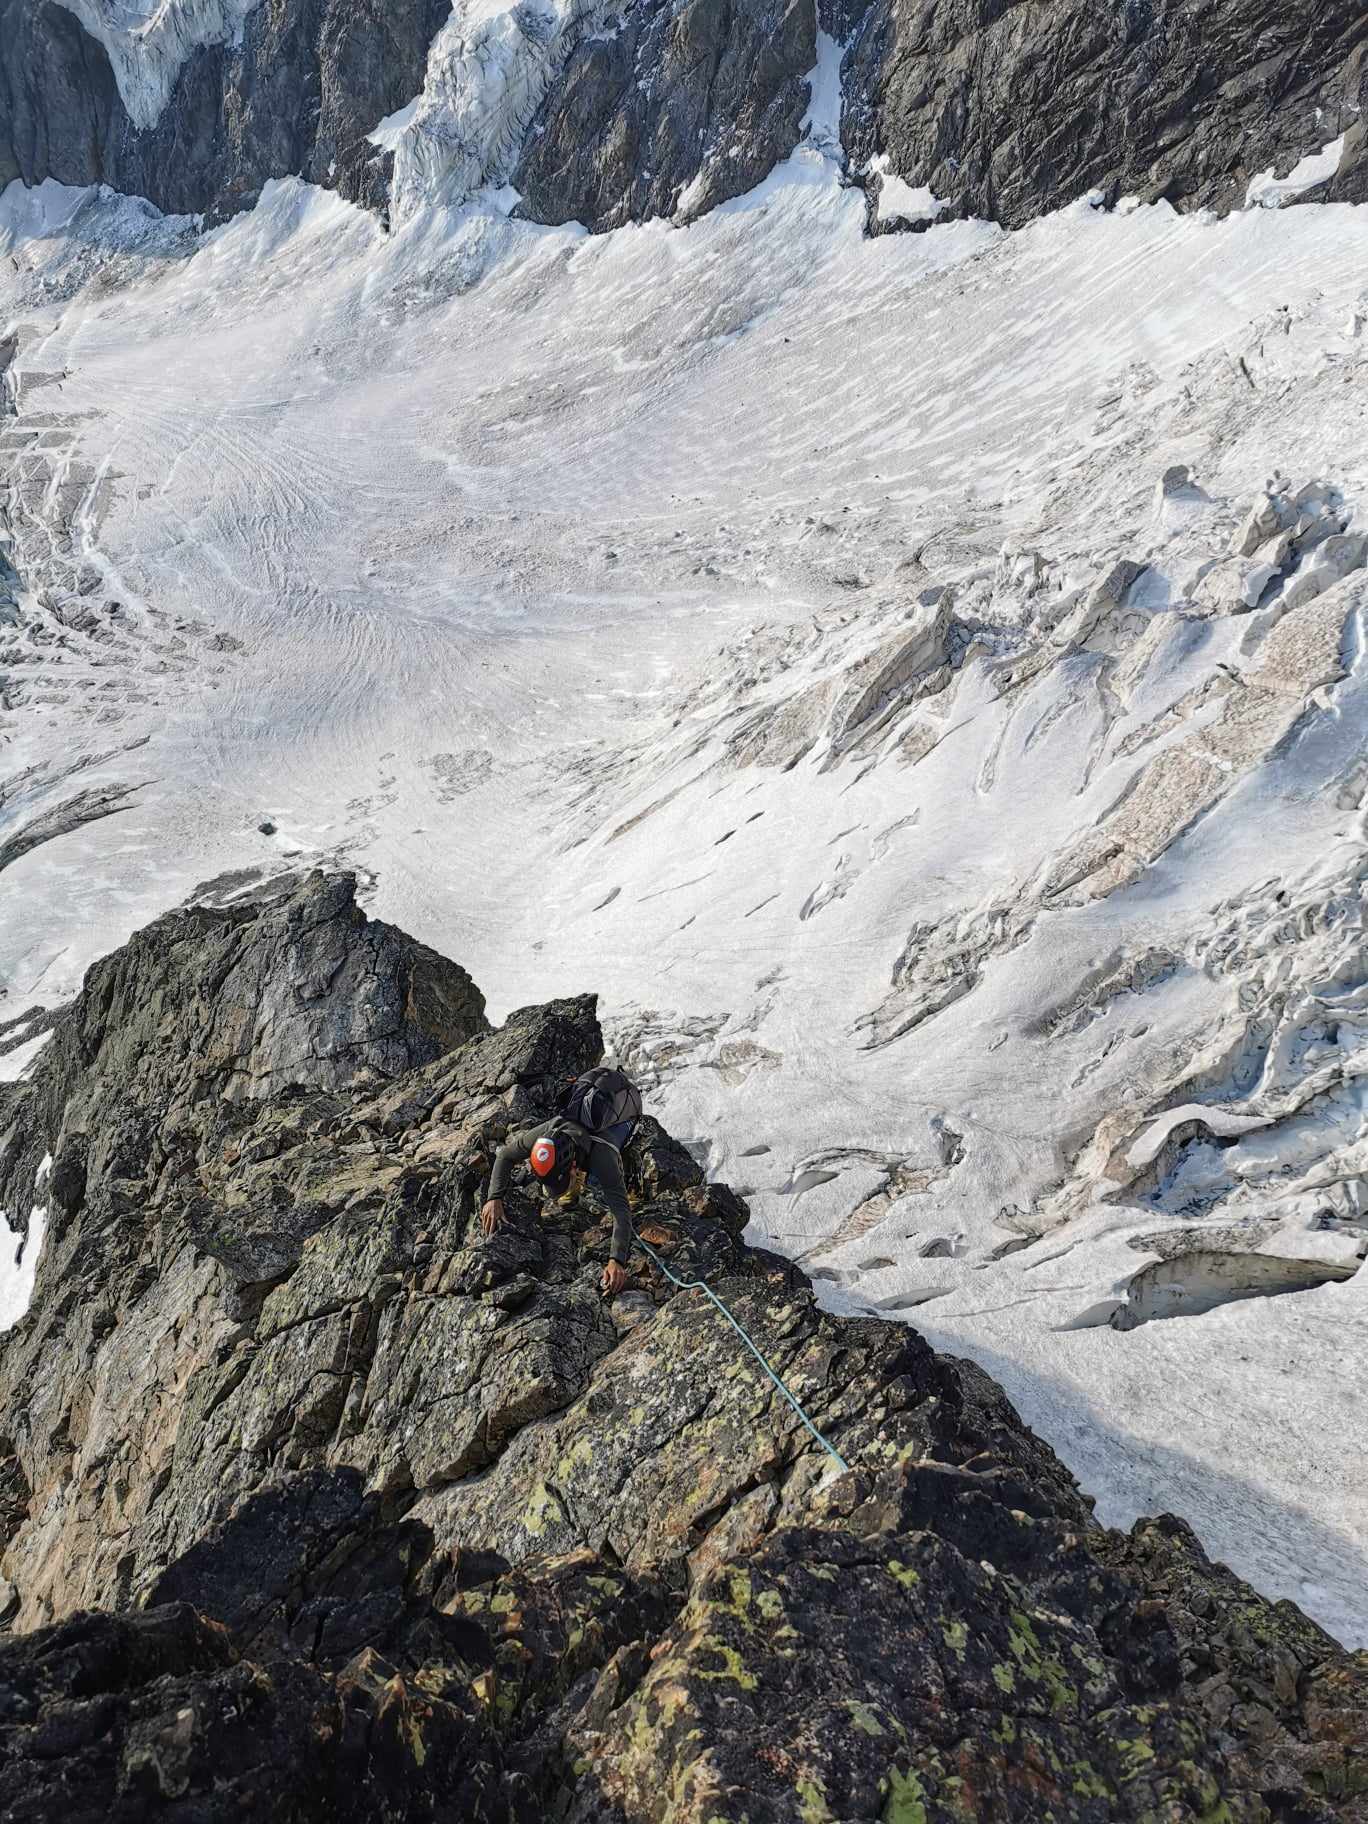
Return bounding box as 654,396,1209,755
630,1224,849,1474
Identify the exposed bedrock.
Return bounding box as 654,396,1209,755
3,0,1367,231
0,0,450,219
839,0,1368,230
0,867,487,1251
0,871,1365,1819
511,0,815,232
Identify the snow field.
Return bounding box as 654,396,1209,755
2,148,1368,1637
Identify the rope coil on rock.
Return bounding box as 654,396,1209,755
630,1225,850,1474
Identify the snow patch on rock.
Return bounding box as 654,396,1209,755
367,97,422,154
868,155,946,226
801,30,844,156
1246,132,1347,209
0,1205,47,1332
0,1032,54,1083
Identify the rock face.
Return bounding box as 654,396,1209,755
512,0,815,232
0,870,1364,1819
839,0,1368,228
0,867,485,1217
4,0,1366,230
0,0,450,219
0,1597,526,1821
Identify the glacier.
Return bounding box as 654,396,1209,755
2,115,1367,1649
386,0,610,223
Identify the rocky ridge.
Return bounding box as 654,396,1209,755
0,869,1364,1820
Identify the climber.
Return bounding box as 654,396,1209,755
480,1066,643,1297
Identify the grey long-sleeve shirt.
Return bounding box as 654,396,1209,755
486,1118,632,1264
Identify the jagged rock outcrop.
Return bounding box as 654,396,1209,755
839,0,1368,229
0,871,1364,1820
0,865,485,1221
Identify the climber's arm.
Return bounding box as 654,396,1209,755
590,1141,633,1266
481,1126,542,1231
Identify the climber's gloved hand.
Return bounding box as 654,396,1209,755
480,1199,505,1236
600,1260,628,1298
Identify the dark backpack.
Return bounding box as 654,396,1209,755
560,1067,642,1144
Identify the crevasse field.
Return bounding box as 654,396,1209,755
2,26,1367,1645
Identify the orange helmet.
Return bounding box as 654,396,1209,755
529,1133,573,1195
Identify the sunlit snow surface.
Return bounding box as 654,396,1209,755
1246,132,1348,210
3,151,1368,1641
0,1209,47,1332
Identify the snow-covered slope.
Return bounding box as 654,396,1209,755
3,136,1367,1643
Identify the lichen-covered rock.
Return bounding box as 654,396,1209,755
1094,1513,1368,1817
0,872,1364,1821
0,1601,507,1821
565,1514,1231,1822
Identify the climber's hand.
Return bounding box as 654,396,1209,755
480,1199,505,1236
600,1260,628,1298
